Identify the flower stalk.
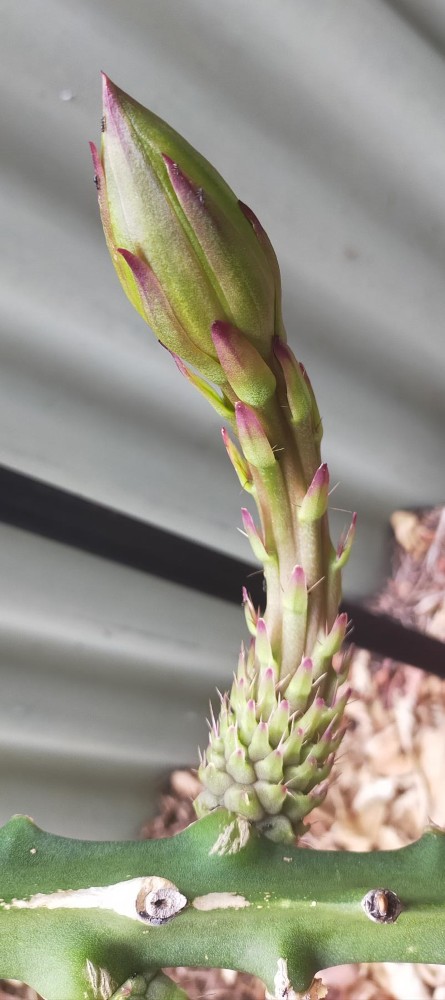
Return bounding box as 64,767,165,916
91,75,355,843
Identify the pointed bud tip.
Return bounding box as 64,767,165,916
116,246,141,274
310,779,329,800
272,335,289,359
238,200,266,236
89,141,100,169
162,153,194,199
312,462,329,486
211,319,231,341
291,565,306,584
101,72,122,113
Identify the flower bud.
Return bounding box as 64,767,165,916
92,75,280,381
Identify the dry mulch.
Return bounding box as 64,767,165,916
2,506,445,1000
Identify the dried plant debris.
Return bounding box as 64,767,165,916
2,506,445,1000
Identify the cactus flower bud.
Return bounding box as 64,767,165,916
92,75,280,382
92,77,355,844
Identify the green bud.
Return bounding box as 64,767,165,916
238,699,258,745
255,618,278,675
256,814,295,844
249,721,272,762
298,463,329,524
254,748,284,784
255,781,287,815
267,699,290,747
226,747,256,784
241,509,272,565
257,666,277,718
199,762,233,797
235,403,277,470
284,789,316,824
283,565,308,617
92,75,281,381
223,431,253,493
312,613,348,679
281,725,304,766
223,784,264,821
230,675,249,713
224,724,242,758
273,337,311,424
298,696,326,741
283,657,313,713
212,321,276,406
285,754,318,791
206,747,227,771
194,789,219,817
242,588,258,637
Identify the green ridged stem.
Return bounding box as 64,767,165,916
1,810,445,999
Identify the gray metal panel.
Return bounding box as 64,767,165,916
0,522,242,837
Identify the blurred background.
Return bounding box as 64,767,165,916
1,0,444,838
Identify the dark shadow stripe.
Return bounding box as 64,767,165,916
0,465,443,677
341,600,445,679
0,466,250,603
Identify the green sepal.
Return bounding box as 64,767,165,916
249,721,272,762
172,355,234,418
212,321,276,407
267,699,290,747
226,747,256,784
283,657,313,713
298,463,329,525
199,762,233,798
254,748,284,784
222,429,253,491
235,402,277,470
254,781,287,815
223,784,264,821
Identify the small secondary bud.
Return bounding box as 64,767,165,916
235,402,276,469
298,464,329,524
212,321,276,406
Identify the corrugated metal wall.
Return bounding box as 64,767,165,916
1,0,444,836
